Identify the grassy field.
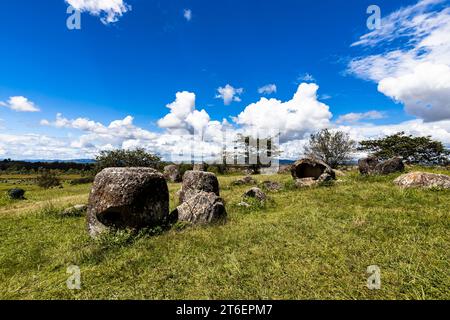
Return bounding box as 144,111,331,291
0,168,449,300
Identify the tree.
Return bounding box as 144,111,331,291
358,132,449,165
95,148,162,173
225,134,282,174
304,129,356,168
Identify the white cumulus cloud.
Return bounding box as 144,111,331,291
216,84,244,105
349,0,450,122
258,84,277,95
336,110,385,124
378,62,450,121
65,0,131,24
235,83,332,142
157,91,210,134
41,113,157,141
0,96,40,112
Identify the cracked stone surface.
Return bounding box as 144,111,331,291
243,187,267,202
394,172,450,189
172,191,226,225
178,170,220,204
163,164,182,183
87,167,169,238
359,157,404,175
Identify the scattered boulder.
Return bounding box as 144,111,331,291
359,157,404,175
317,173,334,184
243,187,267,202
163,164,182,183
237,201,251,208
261,181,282,191
375,157,404,175
278,165,292,174
232,175,257,186
87,167,169,238
179,170,220,203
242,175,257,184
394,172,450,189
358,156,379,175
291,158,336,188
295,178,318,188
193,163,208,171
332,169,346,177
172,191,226,225
291,158,335,180
7,188,25,200
61,204,87,217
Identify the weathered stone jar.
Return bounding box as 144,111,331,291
87,167,169,238
178,170,220,204
291,158,335,180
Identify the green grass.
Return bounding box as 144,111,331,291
0,182,91,212
0,169,449,300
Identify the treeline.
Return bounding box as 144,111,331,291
2,131,448,175
0,159,94,173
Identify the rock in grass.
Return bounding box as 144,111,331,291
295,174,334,188
295,178,318,188
7,188,25,200
237,201,251,208
278,165,292,174
317,173,334,184
193,163,208,171
232,175,257,186
261,181,282,191
61,204,87,217
171,191,227,225
163,164,182,183
332,169,346,177
359,157,404,175
291,158,335,180
179,170,220,204
243,187,267,202
394,172,450,189
358,156,379,175
87,167,169,238
375,157,404,175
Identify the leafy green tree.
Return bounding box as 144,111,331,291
358,132,449,165
95,148,162,172
304,129,356,168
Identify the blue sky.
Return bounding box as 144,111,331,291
1,0,449,160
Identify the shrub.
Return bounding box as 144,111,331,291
178,163,194,176
70,177,94,185
36,171,61,189
95,148,162,173
207,166,220,175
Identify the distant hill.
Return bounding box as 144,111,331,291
1,159,94,171
279,159,295,164
13,159,96,164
